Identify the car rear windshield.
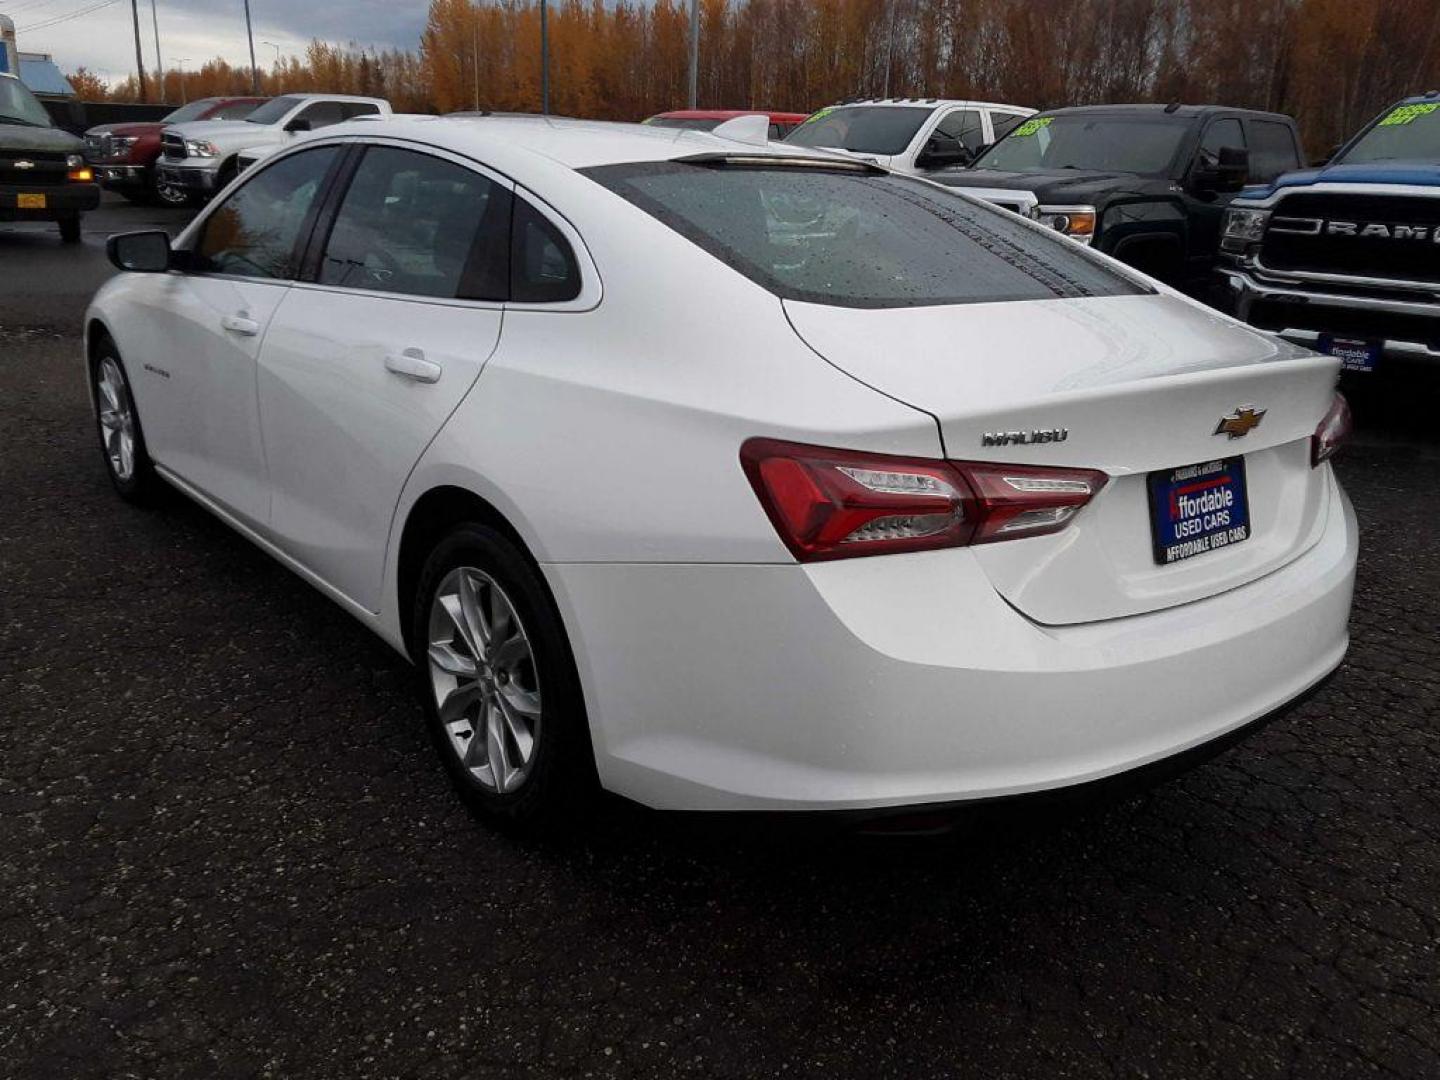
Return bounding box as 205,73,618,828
1338,102,1440,164
974,114,1190,175
245,95,304,124
584,160,1146,309
784,106,930,156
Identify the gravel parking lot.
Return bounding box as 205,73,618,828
2,196,1438,1079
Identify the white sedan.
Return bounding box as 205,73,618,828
86,115,1357,826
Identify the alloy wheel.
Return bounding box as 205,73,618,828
96,357,136,482
426,567,543,794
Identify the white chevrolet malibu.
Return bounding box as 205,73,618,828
86,115,1357,826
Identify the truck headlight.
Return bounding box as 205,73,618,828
1034,205,1096,244
65,154,93,182
1223,207,1270,243
185,139,220,159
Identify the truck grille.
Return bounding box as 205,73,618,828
161,133,188,161
1260,193,1440,285
0,151,70,187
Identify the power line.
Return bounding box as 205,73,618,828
17,0,124,34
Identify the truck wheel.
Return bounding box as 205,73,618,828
58,216,81,244
152,171,192,207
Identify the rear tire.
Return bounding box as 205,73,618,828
58,215,81,244
91,341,162,504
412,524,594,830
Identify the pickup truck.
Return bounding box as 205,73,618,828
934,104,1306,294
158,93,390,199
0,71,99,243
84,96,266,205
783,97,1035,176
1217,93,1440,374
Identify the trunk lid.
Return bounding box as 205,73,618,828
784,292,1340,625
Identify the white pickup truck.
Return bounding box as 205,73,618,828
157,93,391,198
783,97,1035,175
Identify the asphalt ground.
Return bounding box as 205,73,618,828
1,194,1438,1079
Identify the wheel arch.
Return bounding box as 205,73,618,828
395,485,549,660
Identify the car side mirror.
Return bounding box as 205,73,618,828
916,133,973,170
107,230,172,273
285,117,311,133
1193,146,1249,194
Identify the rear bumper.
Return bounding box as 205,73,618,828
550,469,1357,812
1218,264,1440,364
0,183,101,220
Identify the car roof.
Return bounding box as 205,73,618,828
312,114,847,171
823,98,1028,111
280,93,388,104
1039,103,1294,122
1399,93,1440,105
650,110,810,122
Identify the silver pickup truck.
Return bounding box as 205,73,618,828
157,93,391,198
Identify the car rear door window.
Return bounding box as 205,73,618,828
586,161,1144,308
1248,120,1302,183
343,102,381,119
193,145,340,279
319,146,510,300
989,111,1028,141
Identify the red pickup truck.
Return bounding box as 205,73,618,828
83,96,266,205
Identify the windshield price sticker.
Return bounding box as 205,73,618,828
1378,103,1439,126
1012,116,1054,137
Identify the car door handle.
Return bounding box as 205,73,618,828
384,348,442,384
221,312,260,336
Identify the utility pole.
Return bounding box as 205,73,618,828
150,0,163,101
687,0,699,109
130,0,148,102
472,20,479,112
176,58,190,104
540,0,549,115
243,0,258,95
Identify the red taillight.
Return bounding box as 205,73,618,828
740,438,1108,562
1311,392,1351,467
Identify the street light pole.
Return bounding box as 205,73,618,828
687,0,699,109
540,0,549,116
261,40,282,90
150,0,163,101
176,58,190,104
243,0,258,95
129,0,148,102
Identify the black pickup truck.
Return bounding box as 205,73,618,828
932,104,1306,294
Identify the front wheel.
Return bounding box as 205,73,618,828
58,215,81,244
92,345,161,503
151,171,192,207
412,525,594,828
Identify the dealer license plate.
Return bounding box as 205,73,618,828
1318,334,1379,373
17,193,46,209
1147,458,1251,565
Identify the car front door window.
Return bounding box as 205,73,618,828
193,146,339,279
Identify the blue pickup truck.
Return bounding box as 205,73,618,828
1216,93,1440,374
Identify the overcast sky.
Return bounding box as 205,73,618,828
10,0,427,83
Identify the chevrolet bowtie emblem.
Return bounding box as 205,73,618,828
13,160,35,170
1214,406,1266,439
